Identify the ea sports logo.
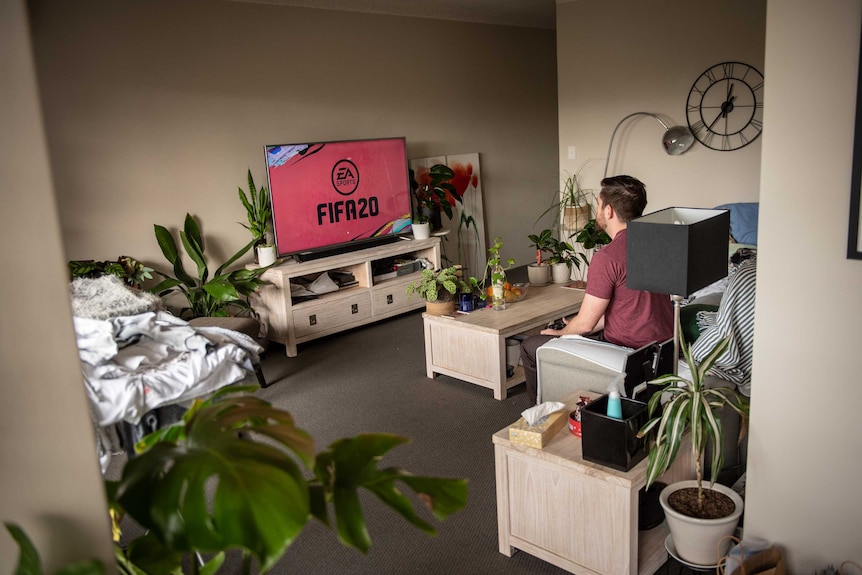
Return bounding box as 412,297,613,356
332,159,359,196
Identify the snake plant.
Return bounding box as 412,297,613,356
237,169,272,247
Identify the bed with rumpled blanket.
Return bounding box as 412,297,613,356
70,276,262,471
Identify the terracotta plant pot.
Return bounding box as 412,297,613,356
660,480,744,567
425,300,456,316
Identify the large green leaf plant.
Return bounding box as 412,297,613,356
106,387,468,574
637,330,749,509
4,388,468,575
150,213,271,318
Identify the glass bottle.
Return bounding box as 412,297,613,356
491,264,506,311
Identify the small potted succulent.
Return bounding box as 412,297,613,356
411,214,432,240
637,331,750,566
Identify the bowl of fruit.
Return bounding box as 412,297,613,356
504,282,528,303
485,282,529,303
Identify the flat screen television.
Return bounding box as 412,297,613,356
264,137,413,261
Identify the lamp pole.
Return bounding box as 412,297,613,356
671,294,684,375
603,112,694,178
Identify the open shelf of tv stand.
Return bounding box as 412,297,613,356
251,237,442,357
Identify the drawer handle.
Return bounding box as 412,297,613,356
351,304,359,314
386,294,393,304
309,314,317,326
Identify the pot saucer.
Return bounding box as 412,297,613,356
664,535,719,572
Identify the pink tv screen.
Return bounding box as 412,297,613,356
265,137,413,258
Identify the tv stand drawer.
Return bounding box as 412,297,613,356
292,292,372,339
372,279,422,316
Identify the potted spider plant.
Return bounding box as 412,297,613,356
637,331,750,566
535,160,599,236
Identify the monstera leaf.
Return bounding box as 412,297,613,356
109,387,468,573
312,434,468,553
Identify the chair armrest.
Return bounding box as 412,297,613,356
536,337,633,403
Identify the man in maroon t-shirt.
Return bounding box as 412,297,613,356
520,175,674,404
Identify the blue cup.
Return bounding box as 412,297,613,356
459,293,474,312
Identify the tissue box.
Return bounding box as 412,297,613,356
508,410,567,448
581,394,649,472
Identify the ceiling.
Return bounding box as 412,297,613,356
226,0,558,30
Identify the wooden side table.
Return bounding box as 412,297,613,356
493,391,695,575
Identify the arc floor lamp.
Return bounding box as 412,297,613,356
603,112,695,177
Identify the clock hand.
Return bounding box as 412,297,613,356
708,84,737,131
707,108,725,131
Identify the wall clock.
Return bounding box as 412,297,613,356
686,61,764,151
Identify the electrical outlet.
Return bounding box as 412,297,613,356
567,146,577,160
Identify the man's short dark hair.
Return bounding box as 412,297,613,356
599,175,647,223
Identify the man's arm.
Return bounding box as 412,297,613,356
540,293,609,336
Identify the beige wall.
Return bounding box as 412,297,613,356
0,1,114,572
557,0,766,210
745,1,862,571
558,0,862,571
31,0,559,271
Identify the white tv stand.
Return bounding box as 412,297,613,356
251,237,442,357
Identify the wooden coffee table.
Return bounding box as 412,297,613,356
422,283,585,400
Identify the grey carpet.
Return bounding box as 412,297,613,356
239,310,695,575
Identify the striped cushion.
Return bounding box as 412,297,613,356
689,257,757,396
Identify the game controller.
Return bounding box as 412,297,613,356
548,318,566,331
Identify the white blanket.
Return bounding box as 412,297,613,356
75,311,262,427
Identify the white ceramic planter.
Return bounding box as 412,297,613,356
257,244,277,267
412,222,431,239
660,480,744,567
551,262,571,284
527,263,550,286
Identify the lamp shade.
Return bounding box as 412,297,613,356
627,208,730,296
662,125,695,156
